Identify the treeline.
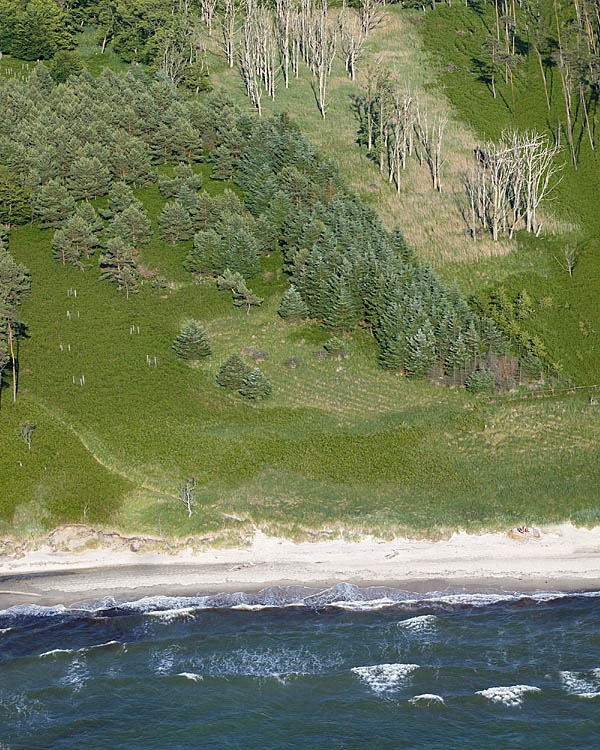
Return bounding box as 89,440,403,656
235,115,510,376
0,68,515,386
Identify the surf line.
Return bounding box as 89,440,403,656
0,590,42,597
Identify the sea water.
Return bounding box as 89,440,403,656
1,584,599,749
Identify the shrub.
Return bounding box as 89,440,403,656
216,353,251,390
465,367,496,393
323,336,348,359
173,320,211,361
239,368,272,400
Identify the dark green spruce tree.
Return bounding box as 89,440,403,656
239,367,272,400
216,353,251,389
173,320,211,361
278,286,309,321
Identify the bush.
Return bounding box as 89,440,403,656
465,367,496,394
239,368,272,400
173,320,211,361
216,353,251,390
323,336,348,359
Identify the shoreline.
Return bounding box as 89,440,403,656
1,523,600,608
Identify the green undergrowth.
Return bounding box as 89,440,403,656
2,168,599,538
418,5,600,384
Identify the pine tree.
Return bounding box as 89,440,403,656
101,181,139,218
239,367,272,400
0,167,30,225
99,237,138,299
324,278,361,330
278,286,309,321
0,245,31,403
34,179,75,228
446,334,470,373
159,201,193,244
211,145,235,180
216,353,251,390
52,215,95,268
67,156,111,200
173,320,211,360
465,367,496,394
379,333,407,371
75,202,103,236
405,325,436,377
109,204,152,248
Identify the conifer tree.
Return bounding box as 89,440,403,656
0,245,31,403
324,279,361,330
67,156,111,200
0,168,30,225
102,181,139,218
159,200,193,244
379,333,407,371
109,204,152,248
211,146,235,180
216,352,251,389
99,237,138,299
75,202,103,236
173,319,211,360
446,334,470,373
239,367,272,400
405,325,436,377
33,179,75,228
278,286,309,321
52,215,96,268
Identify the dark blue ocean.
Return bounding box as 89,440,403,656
1,584,599,749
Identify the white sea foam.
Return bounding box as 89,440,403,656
408,693,445,705
176,672,203,682
328,598,398,611
397,615,438,632
198,646,338,679
0,628,13,635
352,663,419,694
40,640,122,658
146,607,197,622
559,668,600,696
476,685,541,707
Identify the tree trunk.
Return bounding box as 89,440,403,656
8,322,16,404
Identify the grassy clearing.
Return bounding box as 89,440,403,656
2,168,599,539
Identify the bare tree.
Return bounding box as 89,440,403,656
17,423,35,450
199,0,219,34
359,0,386,37
414,105,447,192
554,246,578,276
275,0,293,87
337,3,364,81
218,0,241,69
462,130,562,241
310,0,337,118
179,477,197,519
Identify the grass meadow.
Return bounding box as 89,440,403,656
0,9,598,541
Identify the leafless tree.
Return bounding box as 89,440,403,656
218,0,241,69
337,3,365,81
359,0,386,37
17,423,35,450
414,105,447,192
462,129,562,241
554,246,578,276
179,477,197,519
310,1,337,118
199,0,219,34
275,0,293,87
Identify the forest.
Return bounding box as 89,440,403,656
0,0,598,540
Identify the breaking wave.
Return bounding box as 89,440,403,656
476,685,541,707
352,663,419,694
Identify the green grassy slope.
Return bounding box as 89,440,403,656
1,9,599,539
2,168,599,539
417,4,600,384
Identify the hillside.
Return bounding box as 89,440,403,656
0,1,598,542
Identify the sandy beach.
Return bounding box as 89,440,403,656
1,523,600,608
